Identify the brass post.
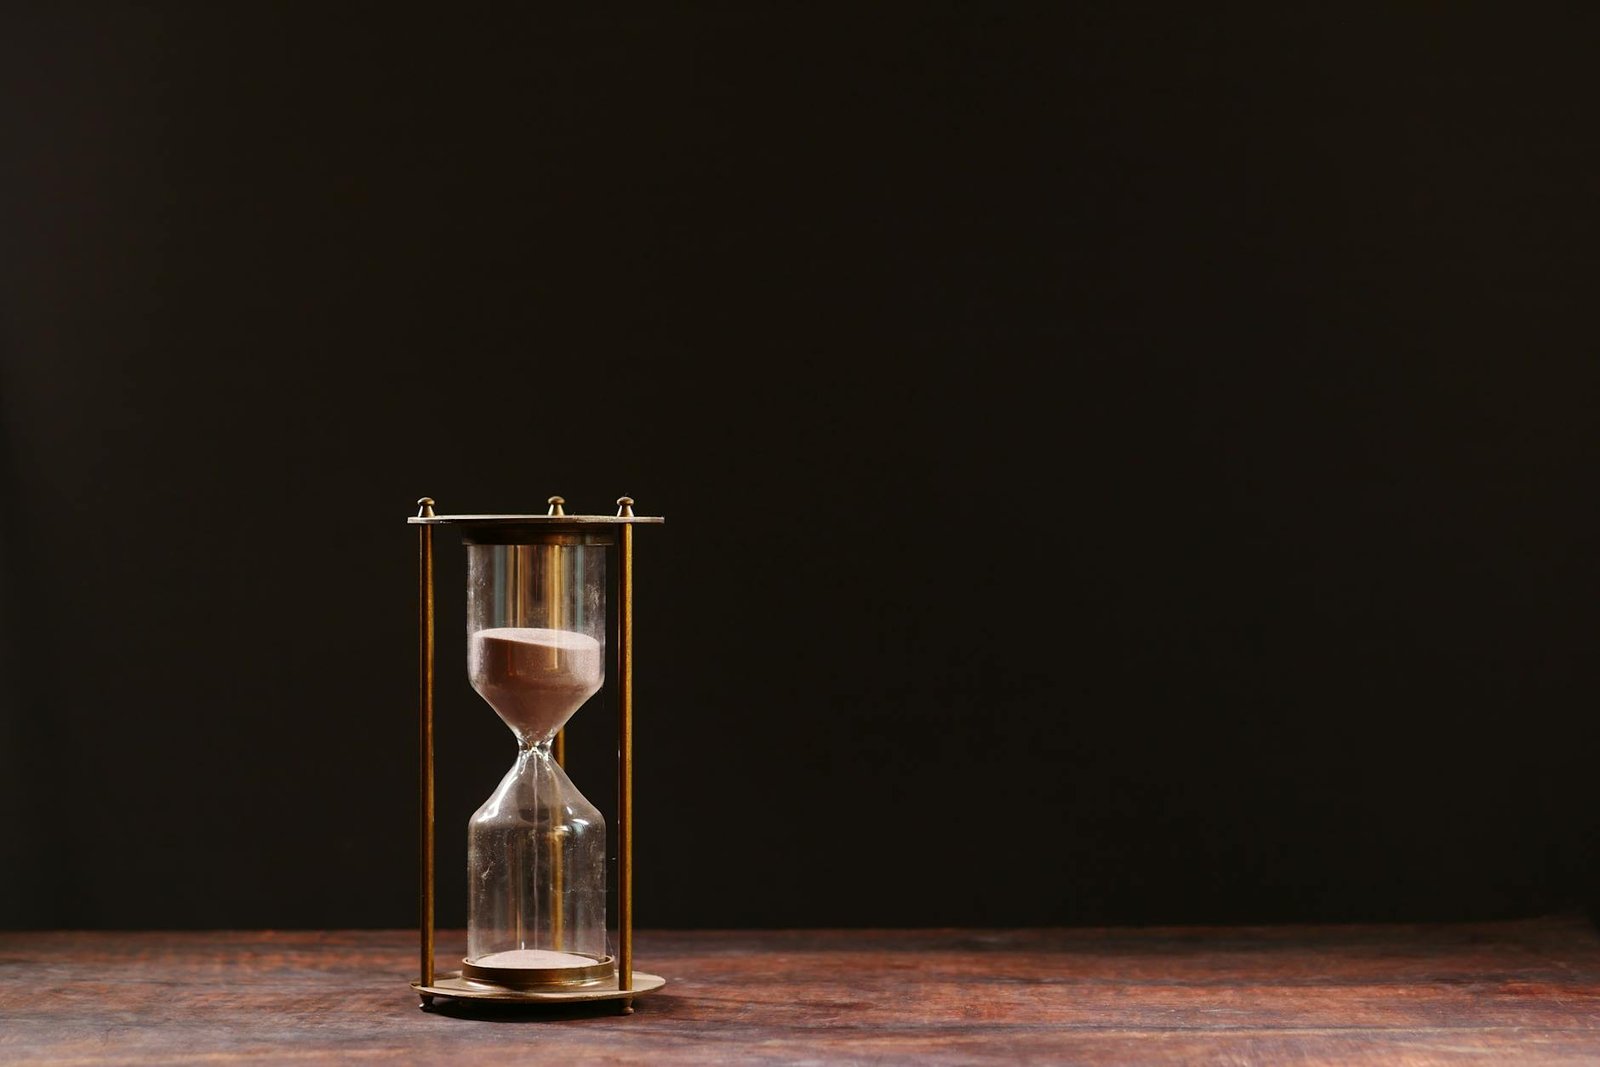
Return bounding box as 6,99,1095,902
617,497,635,1007
552,545,566,766
546,496,566,950
416,497,436,1000
549,498,567,769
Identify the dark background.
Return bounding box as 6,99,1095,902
2,4,1596,933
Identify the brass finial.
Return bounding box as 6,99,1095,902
616,496,635,518
547,496,566,516
416,497,435,518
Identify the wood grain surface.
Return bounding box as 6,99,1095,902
3,917,1599,1065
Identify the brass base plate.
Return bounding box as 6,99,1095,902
412,971,666,1005
461,953,616,989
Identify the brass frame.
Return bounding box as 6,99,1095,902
407,497,665,1013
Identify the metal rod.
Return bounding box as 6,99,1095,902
417,500,436,991
618,521,634,996
548,536,566,949
547,528,566,936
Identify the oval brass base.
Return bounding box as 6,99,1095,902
412,971,666,1005
461,953,616,989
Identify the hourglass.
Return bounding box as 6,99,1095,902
407,495,666,1011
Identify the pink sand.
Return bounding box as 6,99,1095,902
469,627,602,744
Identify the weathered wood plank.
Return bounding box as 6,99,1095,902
2,917,1598,1064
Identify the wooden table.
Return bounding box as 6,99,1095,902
4,916,1599,1064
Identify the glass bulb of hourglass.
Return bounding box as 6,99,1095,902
464,541,611,980
466,742,606,970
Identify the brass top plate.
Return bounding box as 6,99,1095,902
408,514,664,525
408,514,663,543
